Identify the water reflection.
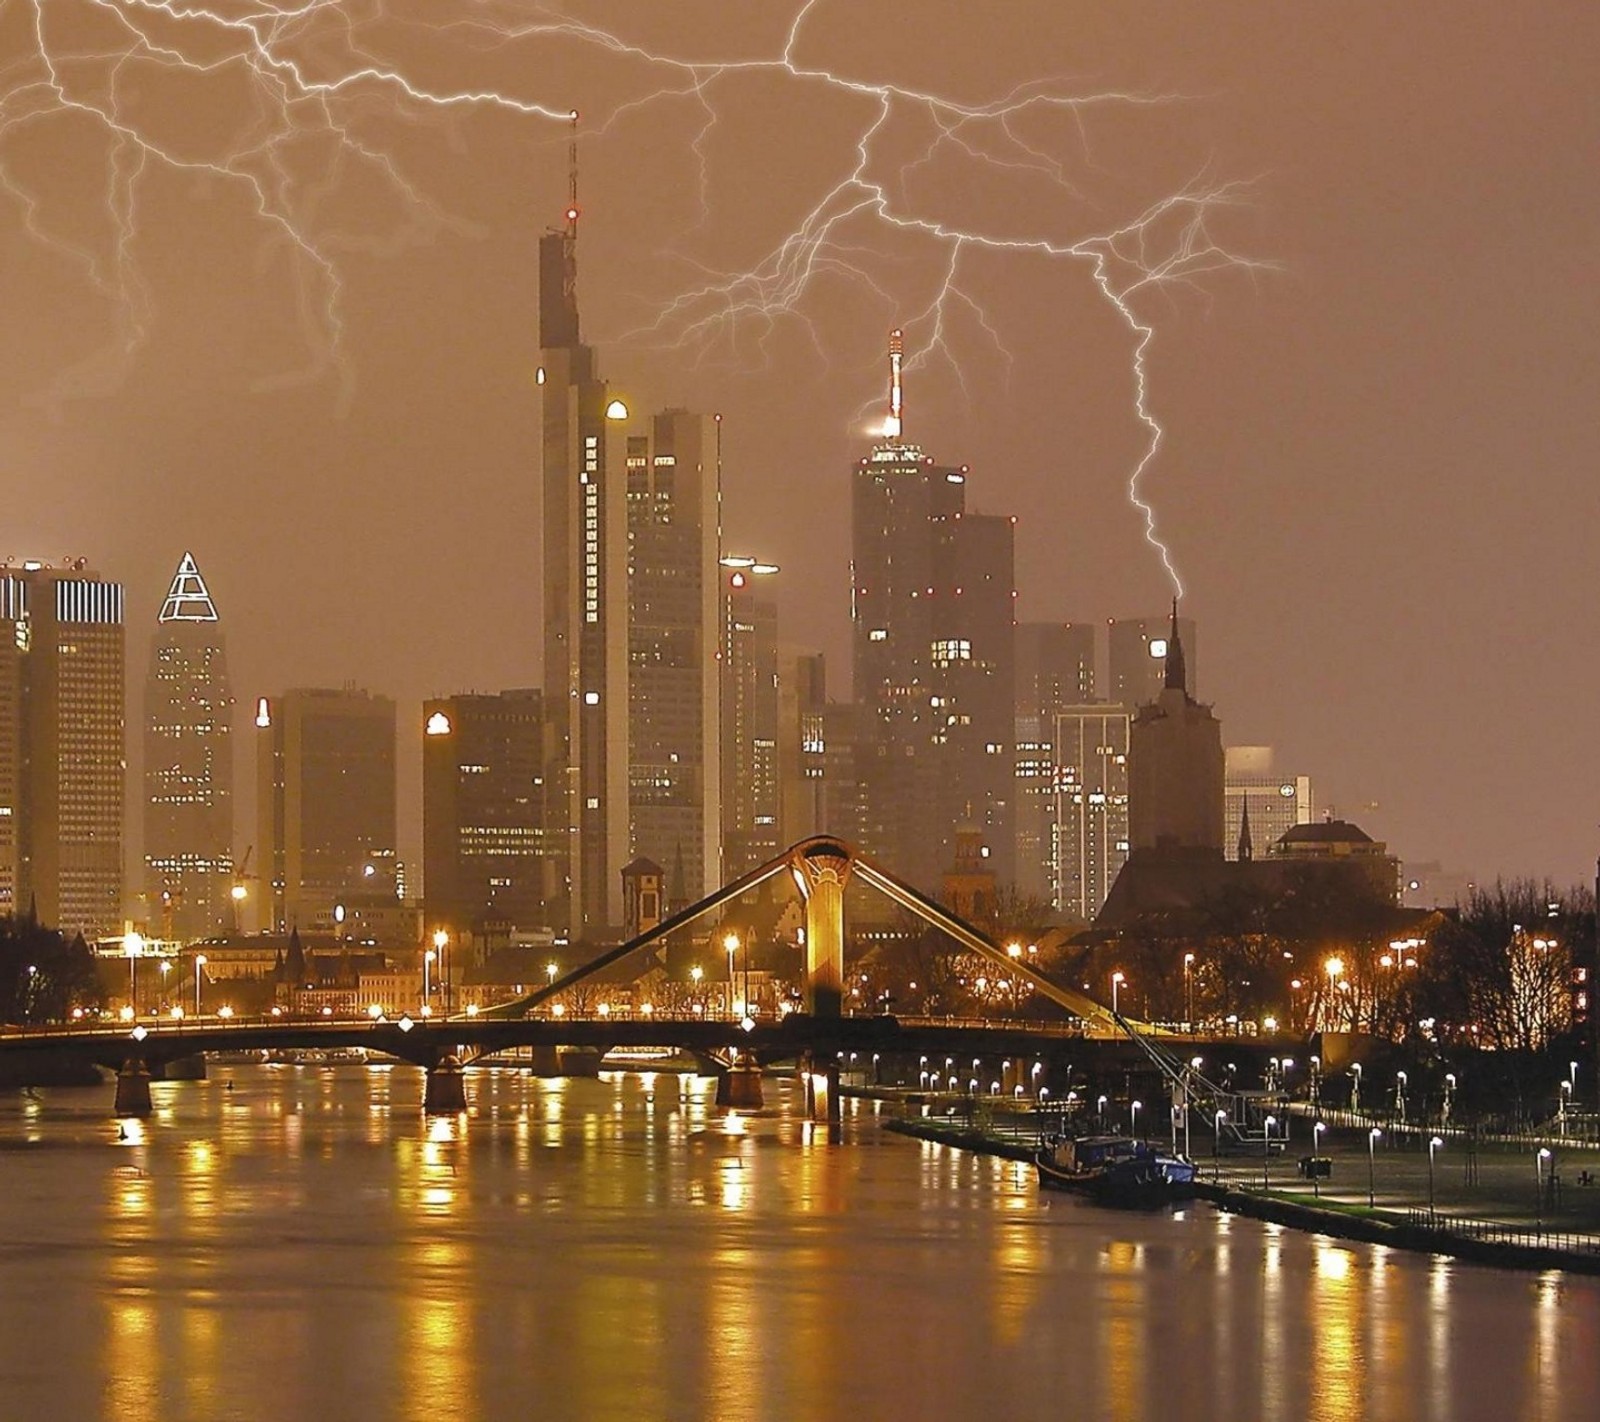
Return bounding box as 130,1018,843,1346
0,1068,1589,1421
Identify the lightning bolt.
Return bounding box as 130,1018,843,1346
0,0,1268,586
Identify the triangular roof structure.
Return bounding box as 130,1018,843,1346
158,551,220,623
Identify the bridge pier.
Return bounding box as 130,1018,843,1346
423,1055,468,1115
715,1051,764,1109
114,1059,153,1118
799,1050,841,1127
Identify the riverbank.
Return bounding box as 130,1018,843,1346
883,1111,1600,1274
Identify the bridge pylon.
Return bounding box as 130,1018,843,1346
789,837,853,1018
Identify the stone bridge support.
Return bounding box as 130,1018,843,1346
114,1059,153,1118
793,840,851,1021
423,1055,468,1114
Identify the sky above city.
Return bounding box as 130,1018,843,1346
1,1,1595,887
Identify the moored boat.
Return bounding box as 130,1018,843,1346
1035,1134,1198,1208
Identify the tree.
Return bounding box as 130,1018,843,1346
0,914,104,1022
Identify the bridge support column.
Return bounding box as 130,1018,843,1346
799,1050,840,1127
793,842,853,1018
423,1055,468,1115
114,1059,152,1118
715,1051,764,1109
529,1045,562,1077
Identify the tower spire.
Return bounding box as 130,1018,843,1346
1163,595,1188,694
1238,795,1254,862
564,109,580,312
158,551,219,623
885,328,904,441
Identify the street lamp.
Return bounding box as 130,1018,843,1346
1130,1099,1142,1136
1396,1070,1408,1124
433,930,449,1014
1428,1135,1443,1218
1263,1115,1277,1192
1183,952,1195,1024
194,954,207,1016
123,931,145,1013
1312,1121,1327,1198
423,948,435,1006
1560,1080,1572,1137
1351,1062,1363,1113
1367,1126,1382,1208
1536,1147,1553,1233
1097,1094,1108,1128
1214,1110,1227,1182
1111,971,1125,1016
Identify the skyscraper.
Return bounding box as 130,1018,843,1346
626,413,722,901
255,688,396,932
1051,704,1130,922
851,331,1014,890
144,552,234,940
539,140,630,934
1014,621,1098,899
423,691,551,945
1224,745,1313,862
720,557,780,878
1109,612,1196,707
0,561,125,938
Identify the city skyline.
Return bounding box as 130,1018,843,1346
0,3,1594,886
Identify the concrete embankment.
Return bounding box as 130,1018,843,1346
884,1112,1600,1275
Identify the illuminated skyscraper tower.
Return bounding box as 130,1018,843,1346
720,555,780,878
851,332,1015,890
0,561,124,938
539,116,630,932
144,552,234,939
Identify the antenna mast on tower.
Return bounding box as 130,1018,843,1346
563,109,580,314
886,328,905,442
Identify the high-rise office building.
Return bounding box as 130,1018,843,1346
423,690,551,945
255,688,396,932
720,557,780,878
1109,612,1196,707
0,562,125,938
851,331,1014,890
1013,622,1097,899
538,151,630,934
1127,610,1224,855
626,413,722,901
1224,745,1313,862
1051,704,1130,922
143,553,234,940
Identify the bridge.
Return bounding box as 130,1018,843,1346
0,837,1283,1125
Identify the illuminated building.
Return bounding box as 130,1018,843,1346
851,330,1015,890
255,688,396,932
627,413,723,901
538,127,630,933
1014,622,1097,900
1224,746,1313,863
143,552,234,939
1050,704,1131,922
719,556,780,878
1109,611,1196,707
422,691,551,948
0,561,124,938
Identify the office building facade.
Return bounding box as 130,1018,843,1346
143,553,234,940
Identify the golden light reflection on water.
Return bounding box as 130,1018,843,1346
1311,1238,1360,1422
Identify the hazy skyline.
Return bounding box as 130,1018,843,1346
2,1,1595,888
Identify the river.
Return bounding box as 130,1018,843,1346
0,1065,1595,1421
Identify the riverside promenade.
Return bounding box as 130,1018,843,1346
878,1094,1600,1273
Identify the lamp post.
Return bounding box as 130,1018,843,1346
1130,1100,1142,1137
1097,1094,1108,1129
1367,1126,1382,1208
1312,1121,1327,1198
1428,1135,1443,1219
1443,1071,1457,1125
1214,1109,1226,1183
1560,1080,1572,1137
1183,952,1195,1025
123,931,145,1014
1536,1147,1552,1233
1395,1070,1408,1124
1111,971,1125,1016
194,954,207,1016
724,932,739,1020
230,882,247,934
433,930,449,1014
1263,1115,1277,1192
1351,1062,1363,1113
158,959,172,1009
423,948,435,1007
1310,1054,1322,1107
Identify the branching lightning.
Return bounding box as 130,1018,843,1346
0,0,1269,589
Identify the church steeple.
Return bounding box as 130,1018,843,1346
1237,795,1254,862
1163,596,1188,695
